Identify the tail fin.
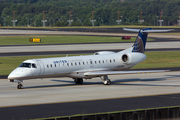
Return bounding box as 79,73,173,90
132,28,151,53
123,28,172,53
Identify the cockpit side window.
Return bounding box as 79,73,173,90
32,63,37,68
19,63,31,68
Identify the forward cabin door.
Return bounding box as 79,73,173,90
37,60,45,76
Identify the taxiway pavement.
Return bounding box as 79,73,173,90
0,42,180,54
0,71,180,119
1,71,180,107
1,29,180,39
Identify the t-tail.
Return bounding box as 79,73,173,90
123,28,172,53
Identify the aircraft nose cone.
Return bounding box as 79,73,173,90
7,68,21,79
8,72,15,79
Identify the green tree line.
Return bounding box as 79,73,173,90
0,0,180,27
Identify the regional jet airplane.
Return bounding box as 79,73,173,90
8,28,171,89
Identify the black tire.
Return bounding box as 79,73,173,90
79,79,83,84
108,80,111,85
17,84,23,89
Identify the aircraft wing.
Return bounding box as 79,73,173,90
84,70,169,76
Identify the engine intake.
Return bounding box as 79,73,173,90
122,54,129,63
121,53,146,65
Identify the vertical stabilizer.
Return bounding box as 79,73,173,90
123,28,172,53
132,28,152,53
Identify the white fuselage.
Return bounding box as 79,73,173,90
8,47,146,81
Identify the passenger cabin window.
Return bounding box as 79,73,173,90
79,62,81,65
83,62,85,65
102,60,104,63
99,60,101,64
113,59,115,62
50,64,52,68
55,64,56,67
32,63,37,68
19,63,31,68
95,61,97,64
47,65,49,68
110,60,112,63
71,63,73,66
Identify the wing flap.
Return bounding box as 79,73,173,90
84,70,169,76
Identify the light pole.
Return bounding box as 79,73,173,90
116,11,121,24
99,17,103,25
47,17,52,27
67,11,73,26
153,18,155,26
90,11,96,26
156,16,158,26
29,17,34,27
41,11,47,27
11,11,17,27
112,19,115,25
57,17,62,22
76,17,83,25
52,17,55,27
120,16,123,24
26,17,29,27
2,16,9,26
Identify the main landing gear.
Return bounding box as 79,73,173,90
101,75,111,85
74,78,83,84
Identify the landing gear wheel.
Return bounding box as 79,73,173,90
107,80,111,85
74,78,83,84
101,75,111,85
17,84,23,89
79,79,83,84
103,80,111,85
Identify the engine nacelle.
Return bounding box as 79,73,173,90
94,51,115,55
122,53,146,65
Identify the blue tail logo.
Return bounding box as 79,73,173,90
132,28,152,53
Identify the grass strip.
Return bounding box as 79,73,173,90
0,35,153,45
0,51,180,76
132,51,180,69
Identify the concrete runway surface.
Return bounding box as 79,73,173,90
1,42,180,53
0,71,180,107
1,29,180,39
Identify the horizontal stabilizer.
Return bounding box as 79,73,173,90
123,28,172,33
123,28,140,32
84,70,169,76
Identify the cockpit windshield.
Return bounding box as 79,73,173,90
19,63,31,68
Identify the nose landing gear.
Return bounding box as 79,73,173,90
17,82,23,89
9,79,24,89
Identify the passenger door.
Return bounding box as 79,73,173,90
36,60,45,76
